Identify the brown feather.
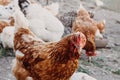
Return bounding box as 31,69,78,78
13,27,86,80
72,7,98,56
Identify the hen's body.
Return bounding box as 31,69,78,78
72,4,105,61
16,0,64,42
73,18,97,55
14,28,78,80
12,9,86,80
72,8,97,57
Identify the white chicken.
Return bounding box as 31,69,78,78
0,17,14,45
14,0,64,42
0,0,15,19
4,0,15,14
0,5,12,19
0,26,14,48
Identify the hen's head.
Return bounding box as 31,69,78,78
65,32,86,59
53,32,86,63
70,32,86,49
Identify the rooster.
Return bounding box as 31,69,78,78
72,4,105,61
14,0,64,42
12,8,86,80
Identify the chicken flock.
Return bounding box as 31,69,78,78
0,0,106,80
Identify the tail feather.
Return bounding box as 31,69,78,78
14,9,29,30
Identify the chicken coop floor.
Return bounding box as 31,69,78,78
0,0,120,80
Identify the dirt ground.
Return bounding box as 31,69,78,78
0,0,120,80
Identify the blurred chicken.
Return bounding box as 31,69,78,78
4,0,15,14
14,0,64,42
1,26,14,48
0,18,14,48
76,4,105,35
12,9,86,80
0,0,15,19
72,4,105,61
0,0,15,47
0,0,15,43
0,5,12,19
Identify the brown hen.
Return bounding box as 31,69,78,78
12,9,86,80
72,4,105,61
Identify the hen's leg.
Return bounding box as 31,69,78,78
88,56,91,62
